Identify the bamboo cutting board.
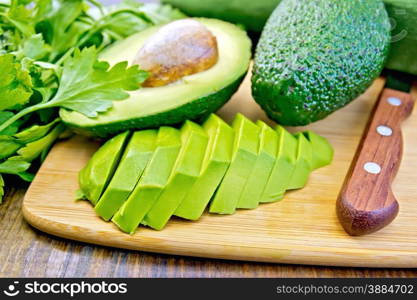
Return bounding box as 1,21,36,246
22,73,417,268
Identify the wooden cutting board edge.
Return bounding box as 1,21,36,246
21,199,417,268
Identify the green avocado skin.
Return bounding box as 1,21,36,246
67,76,245,138
252,0,391,126
384,0,417,75
161,0,281,32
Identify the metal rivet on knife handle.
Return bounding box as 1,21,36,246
376,125,393,136
363,162,382,174
387,97,402,106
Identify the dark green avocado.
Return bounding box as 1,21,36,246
60,18,251,137
161,0,281,32
384,0,417,75
252,0,391,126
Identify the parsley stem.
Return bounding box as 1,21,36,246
0,102,52,133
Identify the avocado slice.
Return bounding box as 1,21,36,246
111,127,182,234
237,120,278,209
287,132,313,190
60,18,252,137
174,114,234,220
209,114,259,214
252,0,390,126
78,131,129,205
260,125,297,203
94,130,157,221
303,131,334,170
143,121,209,230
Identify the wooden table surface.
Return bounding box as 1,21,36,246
0,183,416,278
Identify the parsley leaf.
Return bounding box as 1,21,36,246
4,0,35,37
0,111,20,135
48,47,148,117
16,122,64,161
0,53,33,111
38,0,90,62
0,156,31,174
20,33,50,60
14,117,59,143
0,135,22,159
138,3,186,25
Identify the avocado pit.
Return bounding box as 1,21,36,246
133,19,219,87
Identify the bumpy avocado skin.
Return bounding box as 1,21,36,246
68,76,245,138
161,0,281,32
252,0,391,126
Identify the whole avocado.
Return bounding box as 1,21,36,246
252,0,391,126
161,0,281,32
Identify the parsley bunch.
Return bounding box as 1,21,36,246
0,0,185,202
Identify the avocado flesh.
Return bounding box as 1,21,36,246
209,114,259,214
161,0,281,32
383,0,417,75
260,126,297,203
237,120,278,209
252,0,391,126
112,127,181,234
60,18,252,137
94,130,157,221
287,133,313,190
143,121,209,230
303,131,333,170
78,131,129,205
174,114,234,220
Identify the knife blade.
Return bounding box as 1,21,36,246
336,70,415,236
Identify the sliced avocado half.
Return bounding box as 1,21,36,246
60,18,252,137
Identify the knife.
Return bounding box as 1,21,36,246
337,70,416,236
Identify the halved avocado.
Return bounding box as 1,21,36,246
60,18,252,137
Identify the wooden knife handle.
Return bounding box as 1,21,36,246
337,88,415,236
